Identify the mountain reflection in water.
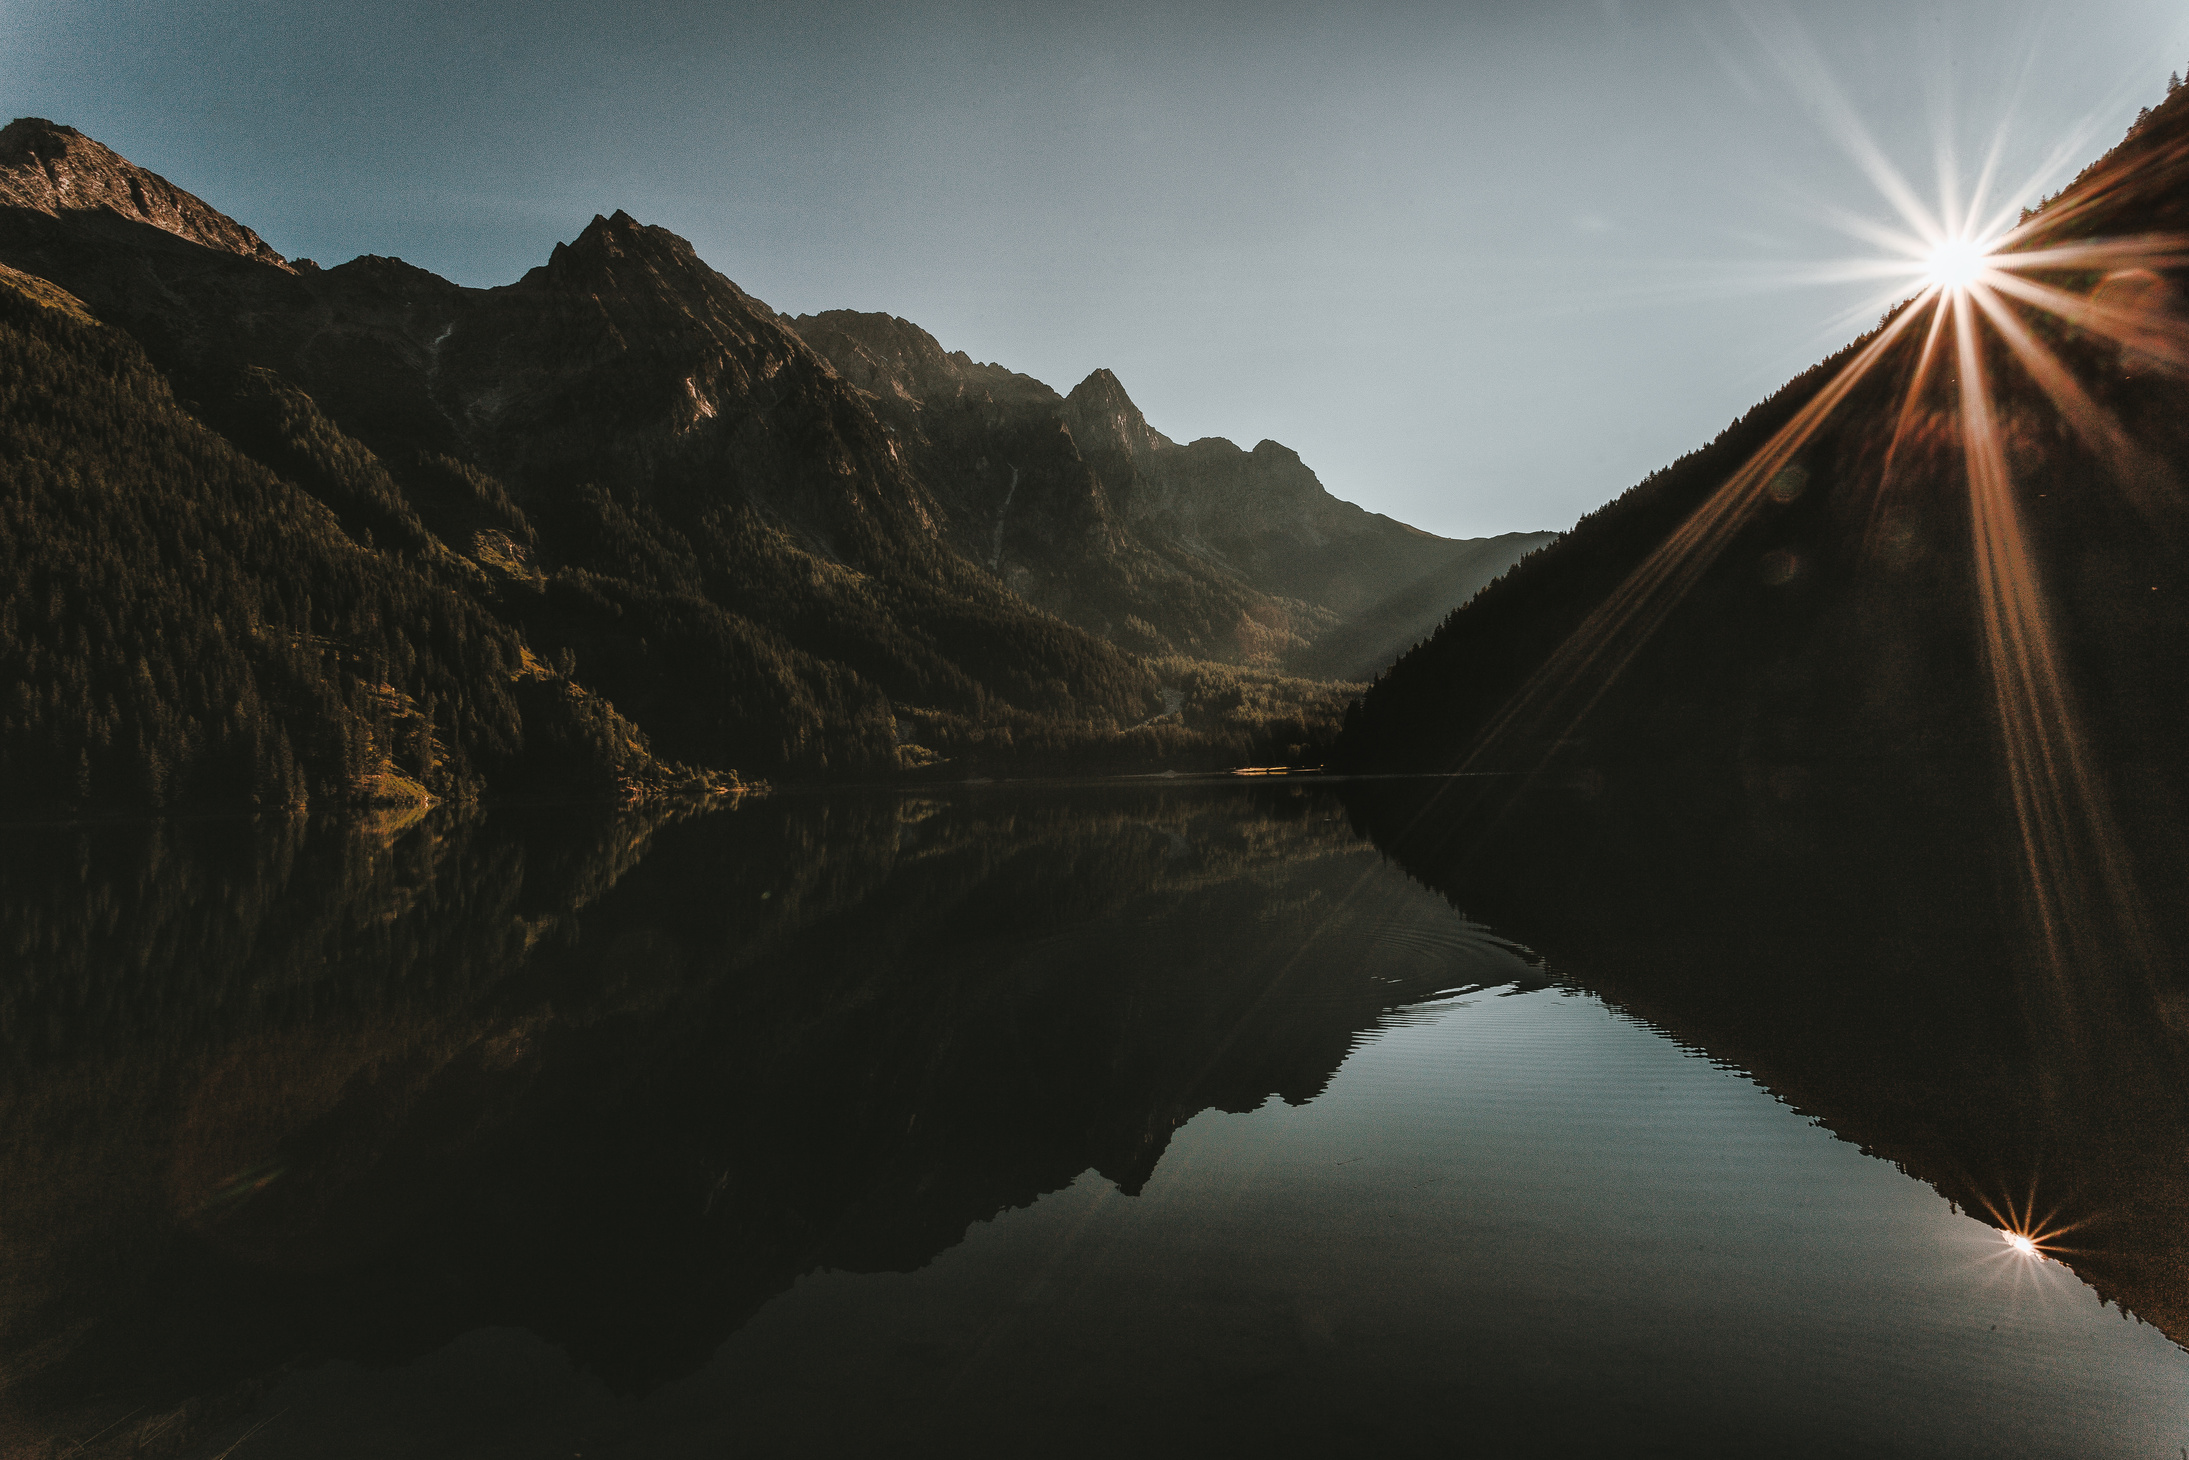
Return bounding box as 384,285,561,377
1,782,2184,1457
1344,760,2189,1345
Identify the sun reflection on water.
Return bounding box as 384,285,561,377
1972,1179,2089,1275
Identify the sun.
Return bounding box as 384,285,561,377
1922,234,1995,294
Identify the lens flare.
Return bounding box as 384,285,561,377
1427,28,2189,984
1971,1181,2085,1272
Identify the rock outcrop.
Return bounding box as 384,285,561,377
792,309,1553,671
0,116,290,269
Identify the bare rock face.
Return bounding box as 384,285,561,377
793,309,1057,416
792,311,1284,660
428,211,965,583
1060,367,1174,466
790,308,1553,670
0,117,291,270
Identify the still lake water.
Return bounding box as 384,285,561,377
3,782,2184,1456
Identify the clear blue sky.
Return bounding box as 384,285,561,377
8,1,2186,536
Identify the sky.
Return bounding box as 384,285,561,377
7,0,2187,537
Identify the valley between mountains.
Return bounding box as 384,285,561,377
0,117,1547,812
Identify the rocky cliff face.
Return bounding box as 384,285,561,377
1059,365,1176,470
791,311,1261,659
0,117,290,269
792,308,1058,417
791,310,1552,670
434,211,955,576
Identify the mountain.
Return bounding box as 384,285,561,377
0,118,1531,810
0,257,742,812
1318,84,2189,1361
791,308,1552,673
0,118,288,268
1334,86,2189,788
1338,755,2189,1366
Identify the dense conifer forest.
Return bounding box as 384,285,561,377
0,120,1401,813
0,270,1349,812
0,271,722,813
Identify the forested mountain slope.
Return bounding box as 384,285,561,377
0,263,720,810
2,117,1520,809
1335,86,2189,787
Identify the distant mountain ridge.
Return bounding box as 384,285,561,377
792,308,1551,672
0,116,1541,810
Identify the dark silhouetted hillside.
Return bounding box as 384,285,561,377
0,117,1543,808
0,263,726,812
1336,85,2189,789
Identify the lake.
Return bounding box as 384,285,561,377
3,780,2184,1457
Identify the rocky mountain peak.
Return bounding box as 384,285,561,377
550,209,678,268
532,209,760,318
578,208,645,247
0,117,290,270
1062,368,1173,463
1064,367,1137,419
